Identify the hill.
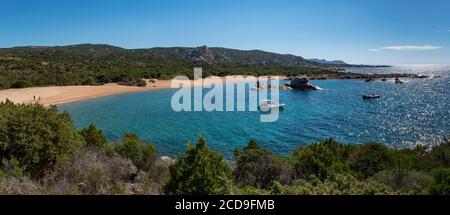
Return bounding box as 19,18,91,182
0,44,342,89
1,44,322,66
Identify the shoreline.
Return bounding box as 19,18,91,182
0,73,420,106
0,76,285,106
0,81,173,106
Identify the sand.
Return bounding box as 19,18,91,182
0,80,172,106
0,76,286,106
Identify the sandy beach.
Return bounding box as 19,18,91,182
0,79,173,106
0,76,284,106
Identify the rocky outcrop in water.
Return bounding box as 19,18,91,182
289,76,320,90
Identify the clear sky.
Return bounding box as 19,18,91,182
1,0,449,64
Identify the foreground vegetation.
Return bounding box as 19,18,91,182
0,101,449,195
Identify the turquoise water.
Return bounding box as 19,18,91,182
59,65,450,158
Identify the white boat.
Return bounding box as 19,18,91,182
259,100,285,111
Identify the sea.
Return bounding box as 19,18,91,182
59,64,450,159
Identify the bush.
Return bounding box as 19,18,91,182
52,149,138,195
231,186,271,195
113,133,157,171
0,101,84,178
348,143,391,178
321,138,355,161
388,148,430,171
10,79,31,88
272,174,394,195
136,79,147,87
163,137,232,195
429,137,450,167
0,175,43,194
117,78,147,87
291,139,354,181
1,157,25,178
292,143,336,181
429,168,450,195
234,140,291,189
80,124,107,149
371,169,432,194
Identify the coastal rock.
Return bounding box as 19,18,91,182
289,76,320,90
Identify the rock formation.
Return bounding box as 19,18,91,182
289,76,320,90
187,46,215,64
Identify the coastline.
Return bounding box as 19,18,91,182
0,76,286,106
0,73,420,106
0,81,173,106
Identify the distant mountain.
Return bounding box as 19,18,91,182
2,44,390,69
132,45,320,66
308,58,347,65
2,44,321,67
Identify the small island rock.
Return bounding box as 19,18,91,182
290,76,320,90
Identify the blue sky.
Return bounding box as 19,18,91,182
1,0,449,64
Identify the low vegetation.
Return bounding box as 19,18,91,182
0,101,449,195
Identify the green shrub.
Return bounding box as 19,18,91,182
117,77,147,87
234,140,291,189
1,157,25,178
429,168,450,195
231,186,271,195
136,79,147,87
348,143,391,178
292,143,336,181
321,138,355,161
371,169,432,194
163,137,232,195
10,79,31,88
0,101,84,178
291,139,354,181
388,148,430,170
272,174,394,195
429,137,450,167
113,133,156,171
80,124,107,149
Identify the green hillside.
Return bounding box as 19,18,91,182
0,44,338,89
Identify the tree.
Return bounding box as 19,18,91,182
292,143,336,181
348,143,391,178
79,124,107,149
291,139,354,181
10,79,31,88
113,133,156,171
0,100,83,178
429,136,450,167
234,140,290,189
163,137,232,195
429,168,450,195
